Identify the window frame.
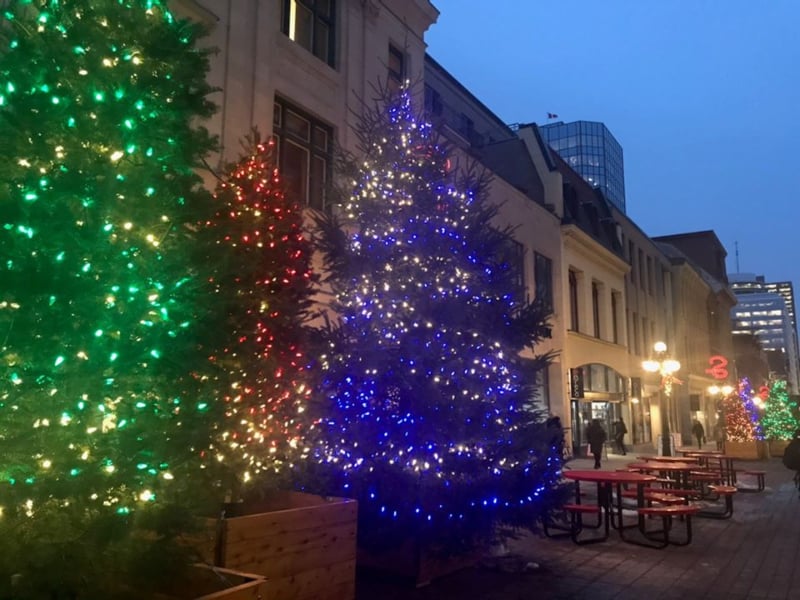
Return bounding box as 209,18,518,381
497,234,525,305
272,97,332,211
387,43,406,92
569,270,580,332
282,0,336,67
534,252,553,313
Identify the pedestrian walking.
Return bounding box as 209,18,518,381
692,419,706,449
585,419,607,469
612,418,627,455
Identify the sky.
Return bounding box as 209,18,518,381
425,0,800,294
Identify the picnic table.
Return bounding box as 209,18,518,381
627,461,697,489
559,470,696,547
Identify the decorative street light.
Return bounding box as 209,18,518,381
708,384,734,396
642,341,681,456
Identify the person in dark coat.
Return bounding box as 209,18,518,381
692,419,706,449
782,428,800,494
612,418,628,455
585,419,607,469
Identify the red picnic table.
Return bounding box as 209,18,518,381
563,469,697,548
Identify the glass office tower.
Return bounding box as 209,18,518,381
539,120,626,213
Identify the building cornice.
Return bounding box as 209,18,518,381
562,224,629,277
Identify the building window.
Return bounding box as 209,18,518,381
388,44,405,94
534,252,553,312
522,359,550,411
611,291,619,344
646,256,654,295
642,316,649,355
638,249,645,288
632,312,640,355
628,241,636,284
592,281,601,338
569,270,580,332
498,235,525,304
626,308,631,349
282,0,335,67
424,84,443,117
273,97,332,210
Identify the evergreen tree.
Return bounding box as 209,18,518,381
208,133,316,488
723,378,759,442
0,1,221,595
761,379,798,441
308,89,568,552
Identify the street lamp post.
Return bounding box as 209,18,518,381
709,384,734,451
642,341,681,457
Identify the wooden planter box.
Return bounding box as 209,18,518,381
768,439,790,457
724,440,770,460
150,564,267,600
193,491,357,600
357,536,480,587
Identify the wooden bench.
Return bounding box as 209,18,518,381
698,484,737,519
739,470,766,492
634,505,701,548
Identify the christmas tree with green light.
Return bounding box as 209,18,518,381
208,133,316,489
0,1,221,595
761,379,797,441
308,89,567,554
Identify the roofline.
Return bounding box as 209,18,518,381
424,53,515,135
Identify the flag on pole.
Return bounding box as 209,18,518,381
547,112,559,119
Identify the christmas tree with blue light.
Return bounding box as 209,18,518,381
309,89,567,553
0,1,222,595
724,378,761,442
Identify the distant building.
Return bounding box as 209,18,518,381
730,274,797,332
729,273,800,392
538,120,627,214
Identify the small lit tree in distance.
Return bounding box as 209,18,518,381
308,88,568,554
0,1,221,596
761,378,798,441
207,133,316,490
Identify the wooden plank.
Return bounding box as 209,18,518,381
194,579,268,600
261,559,356,600
191,494,357,600
148,565,267,600
223,500,357,544
224,521,356,575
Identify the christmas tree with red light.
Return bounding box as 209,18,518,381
0,1,222,595
308,88,567,553
723,378,759,442
208,133,316,487
761,378,798,441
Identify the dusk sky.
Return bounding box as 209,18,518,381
426,1,800,296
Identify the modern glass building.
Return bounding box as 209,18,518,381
729,273,800,392
539,120,626,213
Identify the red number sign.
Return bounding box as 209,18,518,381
705,355,729,380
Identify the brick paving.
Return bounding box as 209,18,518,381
355,452,800,599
